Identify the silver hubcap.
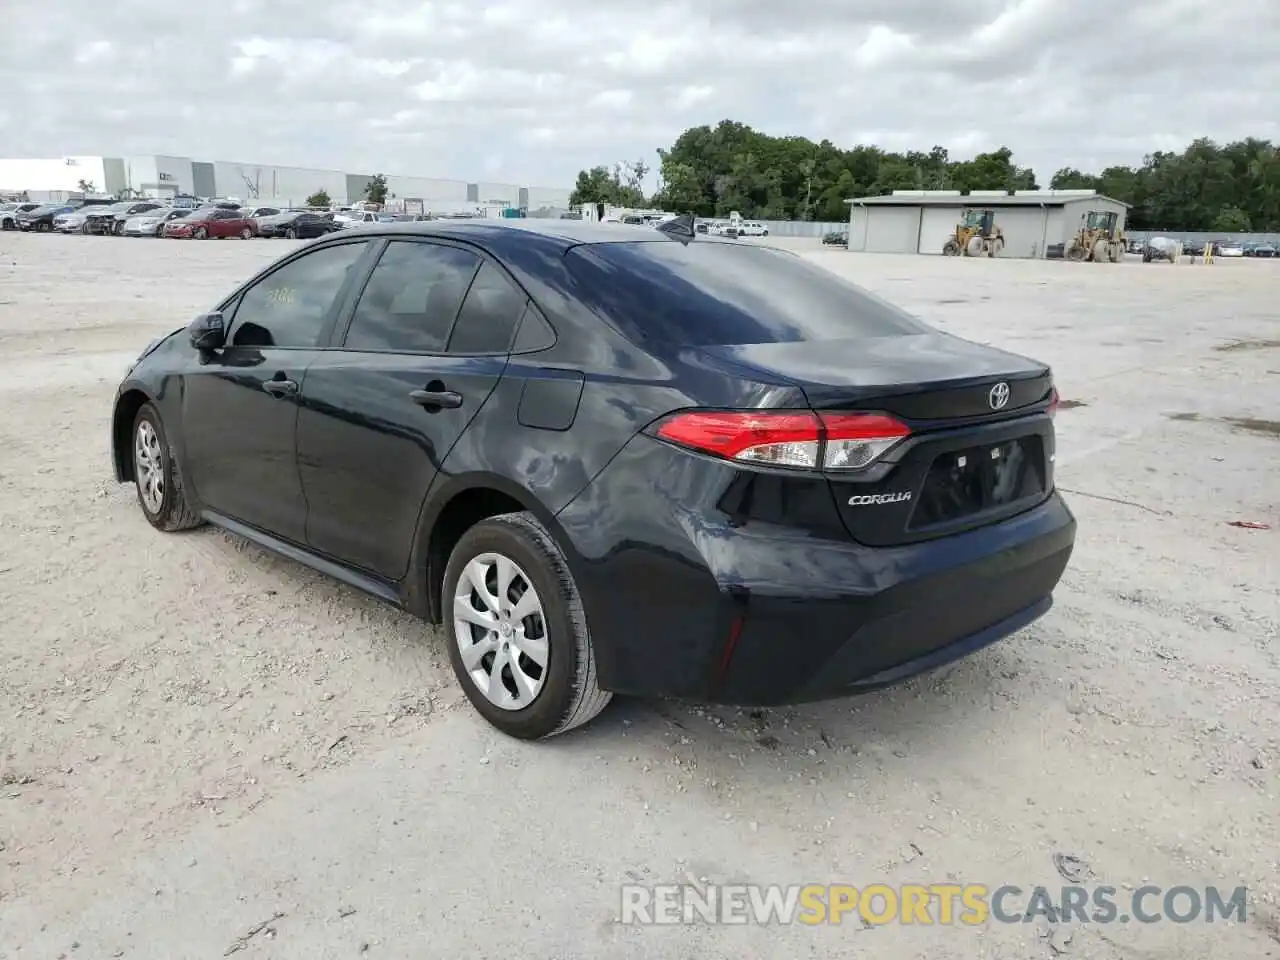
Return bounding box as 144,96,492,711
453,553,548,710
134,420,164,513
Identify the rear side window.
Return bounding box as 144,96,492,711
343,240,480,353
566,241,929,346
446,262,526,353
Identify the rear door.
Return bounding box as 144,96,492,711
297,238,524,579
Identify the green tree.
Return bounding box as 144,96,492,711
364,174,389,205
572,124,1280,230
75,178,96,194
306,189,332,208
1212,205,1251,232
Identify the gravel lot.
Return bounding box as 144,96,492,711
0,230,1277,958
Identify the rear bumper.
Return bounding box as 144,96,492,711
720,502,1072,704
557,434,1075,706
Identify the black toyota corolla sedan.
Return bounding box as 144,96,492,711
109,217,1075,739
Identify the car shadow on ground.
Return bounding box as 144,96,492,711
160,514,1045,788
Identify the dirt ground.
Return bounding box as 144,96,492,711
0,230,1277,959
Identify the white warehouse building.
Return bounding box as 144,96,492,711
845,189,1130,258
0,155,572,215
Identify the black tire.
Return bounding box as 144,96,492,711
942,239,960,256
81,222,91,235
194,226,208,240
131,403,204,533
38,221,51,232
285,227,297,240
240,227,253,239
442,511,611,740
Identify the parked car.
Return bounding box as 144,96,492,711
243,206,282,220
163,207,257,239
109,219,1074,740
86,200,164,235
1217,241,1244,257
738,221,769,237
1,201,43,229
822,230,849,246
123,207,191,237
54,208,98,233
255,210,339,239
1250,242,1276,258
16,204,74,231
333,209,379,228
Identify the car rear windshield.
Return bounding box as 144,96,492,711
565,240,929,346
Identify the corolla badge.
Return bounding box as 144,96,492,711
847,492,912,506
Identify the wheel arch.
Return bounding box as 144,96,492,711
407,472,579,625
111,386,155,483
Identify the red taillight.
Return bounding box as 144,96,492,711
1047,387,1060,419
654,410,910,471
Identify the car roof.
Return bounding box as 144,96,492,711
332,217,703,253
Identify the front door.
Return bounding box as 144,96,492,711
181,239,375,541
298,240,527,579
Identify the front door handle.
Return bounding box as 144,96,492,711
409,388,463,410
262,378,299,398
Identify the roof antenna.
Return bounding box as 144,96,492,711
655,212,696,242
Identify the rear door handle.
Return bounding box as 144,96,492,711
409,388,463,410
262,379,299,397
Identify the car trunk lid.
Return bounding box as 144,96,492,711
698,334,1057,546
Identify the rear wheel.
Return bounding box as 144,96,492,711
132,404,204,533
240,226,253,239
81,223,91,235
1066,242,1087,262
443,512,611,740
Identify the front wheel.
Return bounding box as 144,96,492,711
132,404,204,532
443,512,612,740
240,227,253,239
285,227,297,239
942,239,960,256
194,226,208,240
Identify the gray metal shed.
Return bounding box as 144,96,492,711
845,190,1130,258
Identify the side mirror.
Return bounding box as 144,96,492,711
189,311,226,350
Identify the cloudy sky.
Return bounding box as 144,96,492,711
2,0,1277,189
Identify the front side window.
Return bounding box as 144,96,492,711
228,241,370,348
343,241,480,353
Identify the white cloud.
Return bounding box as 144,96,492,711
0,0,1275,189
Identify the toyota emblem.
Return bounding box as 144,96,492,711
988,382,1010,410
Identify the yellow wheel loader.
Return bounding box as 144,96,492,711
942,208,1004,257
1065,210,1127,263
